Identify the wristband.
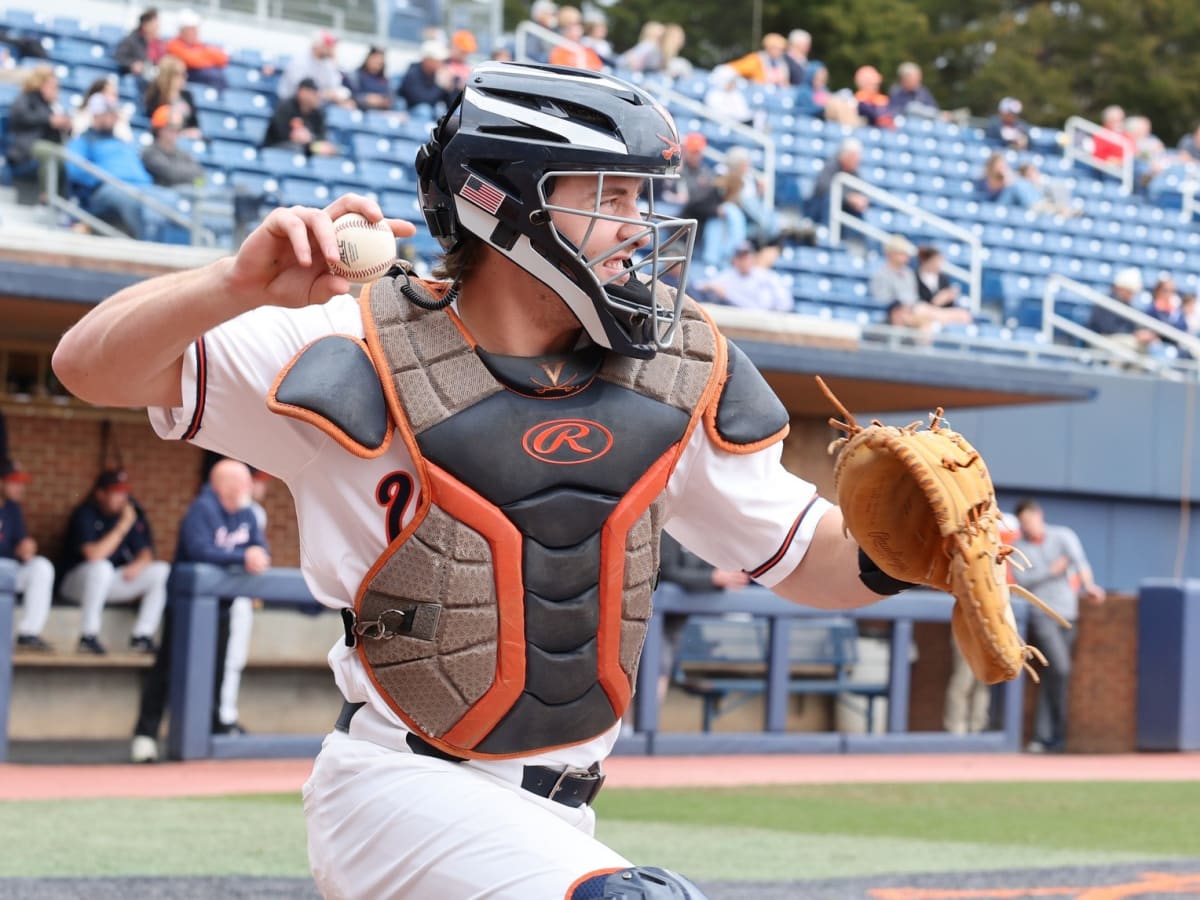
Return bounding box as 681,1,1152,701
858,547,917,596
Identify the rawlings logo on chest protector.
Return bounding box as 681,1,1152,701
522,419,614,465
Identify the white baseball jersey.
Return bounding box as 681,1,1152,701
149,293,830,895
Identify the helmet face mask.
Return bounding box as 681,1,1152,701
416,63,698,359
538,170,694,354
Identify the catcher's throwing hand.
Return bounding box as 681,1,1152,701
227,194,416,310
815,376,1070,684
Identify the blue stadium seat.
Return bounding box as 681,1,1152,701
222,89,274,120
380,189,421,219
278,179,332,207
259,147,312,178
209,140,266,173
308,156,360,183
196,111,257,145
356,158,411,189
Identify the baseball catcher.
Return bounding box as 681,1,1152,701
816,376,1069,684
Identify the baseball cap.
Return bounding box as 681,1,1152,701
1113,267,1143,293
86,93,118,117
998,96,1023,115
316,29,337,48
177,8,200,28
150,104,177,130
420,40,449,61
296,77,319,92
0,460,32,483
94,469,132,492
733,240,756,257
451,29,477,54
683,132,707,153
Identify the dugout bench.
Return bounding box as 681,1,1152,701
670,614,890,733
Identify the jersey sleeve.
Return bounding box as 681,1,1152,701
662,425,833,589
147,296,364,480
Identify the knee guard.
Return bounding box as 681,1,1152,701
569,866,707,899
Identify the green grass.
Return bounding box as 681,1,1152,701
0,783,1196,880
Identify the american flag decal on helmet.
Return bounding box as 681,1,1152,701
459,175,505,213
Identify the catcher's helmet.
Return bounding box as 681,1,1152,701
415,62,696,359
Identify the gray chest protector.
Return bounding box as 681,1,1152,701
268,272,789,759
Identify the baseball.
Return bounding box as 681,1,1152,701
329,213,398,283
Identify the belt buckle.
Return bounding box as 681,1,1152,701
549,764,605,806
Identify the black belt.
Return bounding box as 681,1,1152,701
334,701,605,808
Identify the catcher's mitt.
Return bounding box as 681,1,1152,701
815,377,1069,684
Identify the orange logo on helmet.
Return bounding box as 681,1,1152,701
522,419,614,465
657,132,681,161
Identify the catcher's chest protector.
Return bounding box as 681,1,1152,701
344,276,721,758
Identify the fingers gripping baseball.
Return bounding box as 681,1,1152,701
227,196,415,309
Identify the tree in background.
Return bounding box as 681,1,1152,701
501,0,1200,142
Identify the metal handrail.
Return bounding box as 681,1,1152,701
1063,116,1134,196
828,171,982,314
1041,274,1200,378
34,140,219,246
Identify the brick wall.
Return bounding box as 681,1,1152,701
3,403,301,568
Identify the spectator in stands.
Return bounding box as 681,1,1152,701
873,235,973,329
977,151,1016,202
887,62,938,118
1011,499,1104,753
784,29,812,86
350,46,394,111
130,459,270,763
1125,115,1168,187
723,145,779,249
581,11,614,66
657,24,691,79
1148,276,1185,331
65,94,156,238
521,0,559,63
805,138,869,224
698,240,793,312
617,21,664,73
399,41,453,119
2,461,56,652
165,8,228,88
698,173,748,269
1093,105,1130,164
262,78,338,157
446,30,478,92
915,246,962,309
986,97,1030,150
142,105,205,187
74,77,134,142
4,65,71,205
726,33,789,86
704,65,754,127
549,6,603,71
114,8,164,86
635,532,751,731
1176,122,1200,163
1011,161,1076,217
279,31,354,109
143,57,200,139
1180,293,1200,335
58,469,169,656
853,65,894,128
1089,267,1159,354
794,62,835,119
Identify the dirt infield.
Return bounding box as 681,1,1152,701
1,751,1197,800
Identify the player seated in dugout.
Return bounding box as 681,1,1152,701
51,62,1023,899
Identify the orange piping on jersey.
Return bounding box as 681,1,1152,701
266,335,394,459
432,463,527,750
182,337,207,441
747,494,822,579
596,449,678,712
359,283,432,527
564,868,624,898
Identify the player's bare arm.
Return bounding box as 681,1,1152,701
52,195,414,410
771,505,887,609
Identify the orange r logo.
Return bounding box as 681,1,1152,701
522,419,614,465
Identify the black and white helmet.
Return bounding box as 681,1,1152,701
415,62,696,359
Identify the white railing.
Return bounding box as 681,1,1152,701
828,171,982,314
1041,274,1200,378
1063,116,1135,196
